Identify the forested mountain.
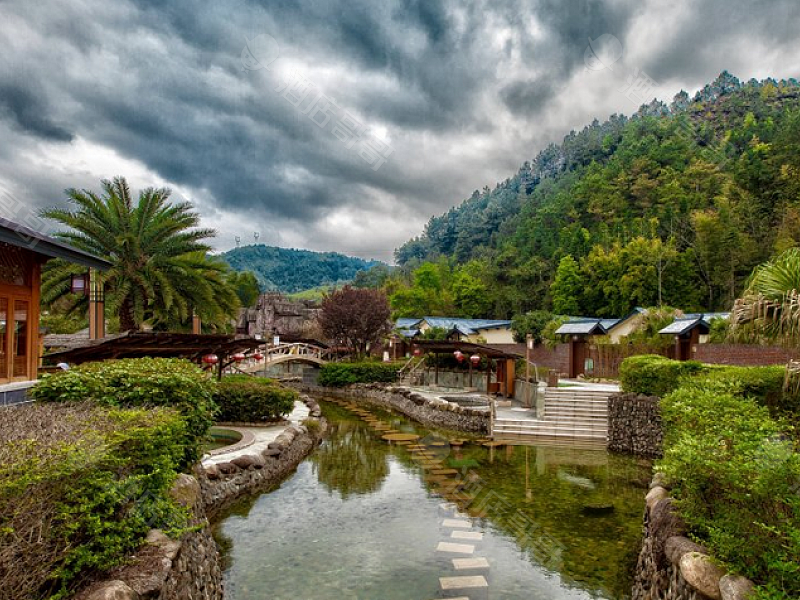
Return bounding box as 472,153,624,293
394,72,800,318
221,245,383,293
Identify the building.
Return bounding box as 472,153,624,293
658,312,729,360
237,292,321,340
0,217,110,400
397,317,515,345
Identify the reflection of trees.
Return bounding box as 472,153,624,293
311,420,390,499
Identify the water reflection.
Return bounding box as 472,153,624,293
215,397,650,600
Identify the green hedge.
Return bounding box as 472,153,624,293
214,376,297,422
659,388,800,598
317,362,400,387
0,403,190,599
32,358,217,466
619,355,706,397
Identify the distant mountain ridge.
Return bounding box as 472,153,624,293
220,244,382,293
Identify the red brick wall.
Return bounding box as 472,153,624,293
692,343,800,366
527,343,569,374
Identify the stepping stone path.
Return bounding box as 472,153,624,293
435,499,491,599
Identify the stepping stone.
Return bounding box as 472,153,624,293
432,469,459,475
452,530,484,541
439,502,458,511
453,557,490,570
395,441,412,446
437,542,475,554
440,575,488,591
442,518,472,528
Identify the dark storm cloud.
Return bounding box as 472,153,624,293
0,82,73,141
0,0,798,255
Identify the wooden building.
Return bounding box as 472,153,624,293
0,217,110,391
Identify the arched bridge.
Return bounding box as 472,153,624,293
238,342,335,372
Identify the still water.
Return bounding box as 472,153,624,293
214,398,651,600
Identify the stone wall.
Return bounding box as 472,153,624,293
692,343,799,366
76,475,223,600
198,395,324,516
293,382,490,434
608,393,663,458
76,394,326,600
632,474,756,600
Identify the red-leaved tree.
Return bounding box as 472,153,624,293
318,286,392,357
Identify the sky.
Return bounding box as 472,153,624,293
1,0,799,263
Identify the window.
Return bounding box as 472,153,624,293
13,300,28,378
0,298,6,379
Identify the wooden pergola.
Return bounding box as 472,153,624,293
44,332,263,378
411,340,521,397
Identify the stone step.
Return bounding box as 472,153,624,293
451,530,484,541
453,557,490,571
490,432,608,447
440,575,489,591
494,420,607,431
493,427,607,439
442,518,472,528
437,542,476,554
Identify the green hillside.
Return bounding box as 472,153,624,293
221,245,383,293
395,72,800,318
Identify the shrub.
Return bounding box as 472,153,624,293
659,388,800,597
0,402,190,600
317,362,400,387
32,358,217,466
619,355,706,396
214,377,297,422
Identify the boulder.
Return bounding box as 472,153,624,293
84,581,140,600
719,575,756,600
665,536,708,565
145,529,181,561
645,486,669,511
231,454,264,469
216,462,238,474
650,499,688,569
204,464,220,480
169,474,200,508
679,552,725,600
262,447,282,457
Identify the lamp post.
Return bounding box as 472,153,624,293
526,334,533,409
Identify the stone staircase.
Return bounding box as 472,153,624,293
492,387,611,443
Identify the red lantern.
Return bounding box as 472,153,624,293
470,354,481,366
454,350,465,363
413,348,421,356
232,352,246,362
253,352,264,361
202,354,219,365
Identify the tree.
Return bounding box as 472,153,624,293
452,270,491,317
550,255,583,315
227,271,261,307
352,264,391,289
41,177,240,331
511,310,554,344
731,247,800,346
318,286,392,356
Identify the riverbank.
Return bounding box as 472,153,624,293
289,382,490,434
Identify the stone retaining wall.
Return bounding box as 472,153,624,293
292,382,490,434
76,394,325,600
608,393,663,458
632,474,755,600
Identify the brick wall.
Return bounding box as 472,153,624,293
528,343,569,374
692,343,800,366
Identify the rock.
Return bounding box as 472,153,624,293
216,461,238,474
650,499,688,569
679,552,725,600
650,472,668,489
665,536,708,565
582,503,615,516
645,486,669,511
262,447,282,457
719,575,756,600
169,474,200,508
231,455,264,469
84,581,140,600
204,464,220,480
267,441,285,451
145,529,181,561
126,556,172,597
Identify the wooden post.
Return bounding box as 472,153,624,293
486,356,491,396
526,334,532,408
88,269,104,341
435,352,439,386
192,312,202,334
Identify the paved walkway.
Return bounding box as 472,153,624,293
201,401,310,466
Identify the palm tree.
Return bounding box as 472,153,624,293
730,247,800,346
41,177,240,332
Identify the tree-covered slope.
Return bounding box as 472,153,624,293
395,72,800,318
221,245,383,293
